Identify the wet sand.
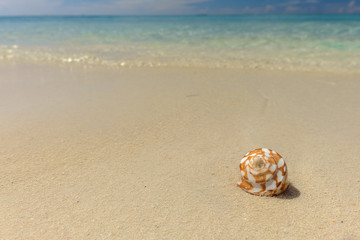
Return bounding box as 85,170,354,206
0,65,359,239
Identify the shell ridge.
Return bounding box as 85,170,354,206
238,148,289,196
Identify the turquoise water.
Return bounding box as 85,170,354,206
0,15,360,71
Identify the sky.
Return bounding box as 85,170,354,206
0,0,359,16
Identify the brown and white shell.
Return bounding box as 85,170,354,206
237,148,289,196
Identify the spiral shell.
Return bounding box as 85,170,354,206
237,148,289,196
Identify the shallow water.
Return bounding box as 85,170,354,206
0,15,360,71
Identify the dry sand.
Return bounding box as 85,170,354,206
0,64,359,239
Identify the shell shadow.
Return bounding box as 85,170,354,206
275,184,300,199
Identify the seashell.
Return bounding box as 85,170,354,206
237,148,289,196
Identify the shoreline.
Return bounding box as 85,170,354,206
2,59,360,76
2,43,360,75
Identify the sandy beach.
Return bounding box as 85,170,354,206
0,64,359,239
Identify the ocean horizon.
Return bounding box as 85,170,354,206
1,14,359,72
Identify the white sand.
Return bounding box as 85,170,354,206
0,65,359,239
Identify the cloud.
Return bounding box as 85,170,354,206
275,1,301,7
0,0,210,15
65,0,210,15
265,5,275,11
285,6,300,13
1,0,360,16
0,0,62,15
306,0,318,3
347,0,360,13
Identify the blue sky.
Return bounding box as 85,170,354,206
0,0,359,16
